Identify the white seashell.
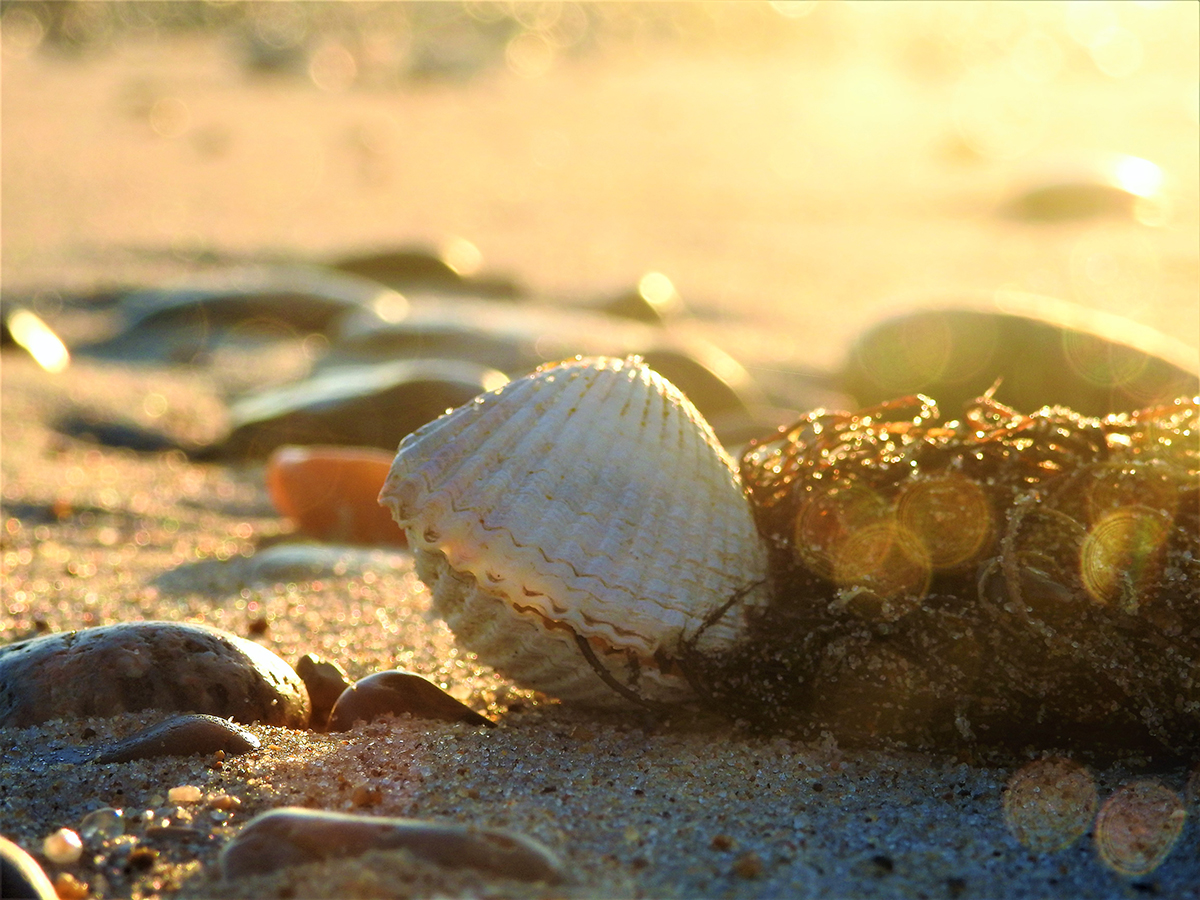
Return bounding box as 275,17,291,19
378,356,771,708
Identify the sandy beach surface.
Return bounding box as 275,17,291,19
3,4,1199,898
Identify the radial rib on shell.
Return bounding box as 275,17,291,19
379,356,770,706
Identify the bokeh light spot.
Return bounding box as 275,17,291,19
1081,461,1179,525
832,522,931,620
769,0,819,18
1059,330,1150,389
1090,26,1143,78
1080,506,1169,611
506,30,556,78
309,41,358,92
953,64,1048,160
149,97,190,139
794,485,892,581
1095,780,1186,876
1003,758,1098,853
1010,29,1064,83
896,475,992,569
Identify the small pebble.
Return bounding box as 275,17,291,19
733,851,764,879
78,808,125,843
327,670,494,731
167,785,203,804
0,835,58,900
207,793,242,812
295,653,353,730
0,622,310,728
351,782,383,807
41,828,82,864
219,807,562,883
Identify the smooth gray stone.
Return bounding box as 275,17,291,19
1003,153,1166,222
220,807,563,883
75,264,400,365
842,294,1198,416
331,297,772,441
91,713,259,764
0,622,310,728
217,358,507,458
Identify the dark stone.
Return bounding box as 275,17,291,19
219,807,562,883
842,301,1198,417
1003,154,1165,222
75,265,399,365
0,622,310,728
215,359,506,459
327,670,494,731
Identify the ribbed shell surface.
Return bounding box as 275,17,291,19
378,356,769,704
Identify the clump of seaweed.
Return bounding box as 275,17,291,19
701,394,1198,757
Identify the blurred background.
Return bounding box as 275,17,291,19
3,0,1198,376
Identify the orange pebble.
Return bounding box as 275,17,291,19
266,446,405,547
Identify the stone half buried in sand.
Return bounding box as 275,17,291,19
220,807,562,883
217,357,510,459
0,622,310,728
841,292,1199,418
378,356,772,709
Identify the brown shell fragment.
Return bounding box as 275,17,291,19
327,671,494,731
295,653,353,731
707,394,1200,755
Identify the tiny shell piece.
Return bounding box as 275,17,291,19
379,356,770,708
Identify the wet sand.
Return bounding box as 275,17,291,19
3,5,1199,898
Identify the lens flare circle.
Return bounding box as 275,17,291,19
1080,506,1169,611
1003,758,1098,853
896,475,993,569
1095,781,1186,877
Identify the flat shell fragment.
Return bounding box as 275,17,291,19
327,670,494,731
219,807,562,883
379,356,771,708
